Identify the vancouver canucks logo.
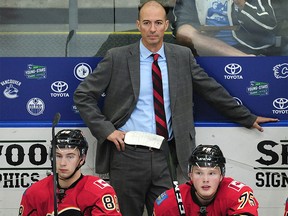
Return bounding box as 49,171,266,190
1,79,21,99
4,84,19,99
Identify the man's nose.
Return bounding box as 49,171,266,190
150,23,157,32
203,174,209,182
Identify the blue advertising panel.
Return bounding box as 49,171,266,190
0,57,287,127
0,57,101,126
194,56,288,123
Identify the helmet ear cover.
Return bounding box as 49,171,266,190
188,145,226,176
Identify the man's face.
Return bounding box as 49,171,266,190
189,166,223,201
56,147,82,180
136,1,169,51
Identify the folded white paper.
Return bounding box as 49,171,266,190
124,131,164,149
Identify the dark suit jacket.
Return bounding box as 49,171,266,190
74,41,257,176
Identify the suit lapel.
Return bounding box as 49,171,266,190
164,43,178,111
128,43,141,99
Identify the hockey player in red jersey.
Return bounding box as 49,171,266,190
153,144,258,216
18,129,122,216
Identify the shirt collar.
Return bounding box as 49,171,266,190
140,39,165,60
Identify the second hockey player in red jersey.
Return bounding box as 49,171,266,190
153,144,258,216
19,129,122,216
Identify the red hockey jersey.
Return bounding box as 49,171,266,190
154,177,258,216
19,175,121,216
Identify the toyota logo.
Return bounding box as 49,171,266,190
224,63,242,75
51,81,68,93
273,98,288,110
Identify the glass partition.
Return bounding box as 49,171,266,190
0,0,287,57
0,0,174,57
172,0,288,56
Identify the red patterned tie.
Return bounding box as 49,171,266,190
152,54,168,139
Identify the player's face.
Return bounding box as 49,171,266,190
136,1,169,52
56,147,82,180
189,166,223,202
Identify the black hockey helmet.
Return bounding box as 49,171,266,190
54,129,88,156
188,145,226,175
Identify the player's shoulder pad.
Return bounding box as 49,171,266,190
84,176,114,192
223,177,254,193
23,175,52,196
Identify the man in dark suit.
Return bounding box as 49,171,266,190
74,1,278,215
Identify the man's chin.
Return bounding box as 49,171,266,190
58,173,70,179
148,40,161,46
197,190,216,200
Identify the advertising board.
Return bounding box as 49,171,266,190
0,57,287,215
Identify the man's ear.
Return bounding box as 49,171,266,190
165,20,169,31
136,20,141,31
80,155,87,165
